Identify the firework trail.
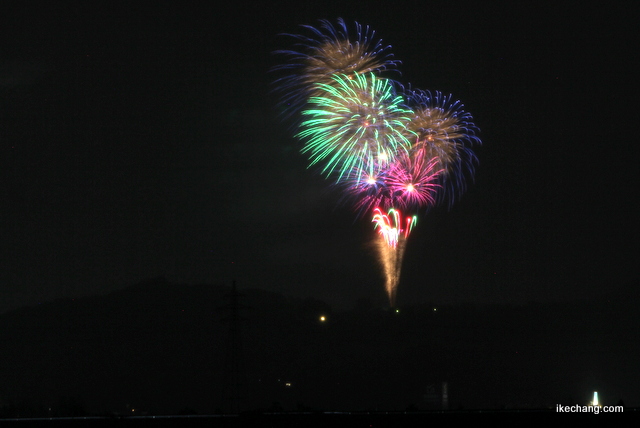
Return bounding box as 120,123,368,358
275,19,480,306
371,208,416,307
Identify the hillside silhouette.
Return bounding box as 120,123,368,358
1,278,638,417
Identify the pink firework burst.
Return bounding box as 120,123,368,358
386,148,443,210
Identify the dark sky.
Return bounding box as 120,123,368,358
2,2,637,313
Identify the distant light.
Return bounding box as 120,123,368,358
592,391,599,406
433,307,437,312
285,382,292,387
319,316,326,322
395,308,400,313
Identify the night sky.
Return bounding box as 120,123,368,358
2,1,637,314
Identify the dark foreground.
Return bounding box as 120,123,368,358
1,409,637,427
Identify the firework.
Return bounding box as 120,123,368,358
342,165,391,216
273,18,399,119
275,19,481,307
372,208,416,248
296,72,414,182
405,89,481,206
343,150,441,216
371,208,416,306
385,148,443,210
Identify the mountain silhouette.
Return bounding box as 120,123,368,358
1,278,638,416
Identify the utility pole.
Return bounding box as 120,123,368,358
220,281,244,414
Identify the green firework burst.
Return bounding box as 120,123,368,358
296,72,415,182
